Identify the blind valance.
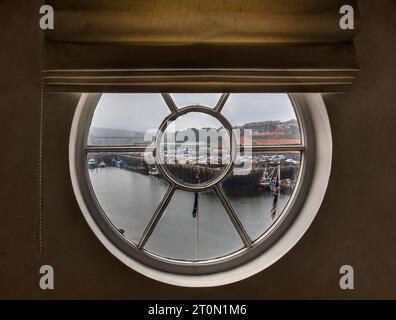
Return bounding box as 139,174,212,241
43,0,359,93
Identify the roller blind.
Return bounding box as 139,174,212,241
43,0,360,93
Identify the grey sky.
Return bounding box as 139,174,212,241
221,94,296,126
90,93,296,132
167,112,223,132
171,93,222,108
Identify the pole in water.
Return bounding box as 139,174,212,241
192,192,199,218
192,165,200,218
196,203,199,259
192,164,200,259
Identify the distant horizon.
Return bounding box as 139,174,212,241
90,117,297,134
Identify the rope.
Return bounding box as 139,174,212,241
33,80,44,259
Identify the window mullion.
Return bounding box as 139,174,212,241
161,93,178,114
137,184,177,250
239,145,304,152
213,184,252,248
85,145,154,153
214,93,230,113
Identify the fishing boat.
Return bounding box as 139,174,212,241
258,176,271,190
258,167,275,190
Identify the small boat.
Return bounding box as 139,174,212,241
116,160,127,168
258,177,271,189
149,166,160,176
280,179,293,191
87,158,97,169
99,161,106,168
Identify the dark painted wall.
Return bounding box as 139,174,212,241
0,0,395,299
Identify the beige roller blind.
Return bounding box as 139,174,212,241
43,0,360,93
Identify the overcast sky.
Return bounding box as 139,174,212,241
90,93,297,132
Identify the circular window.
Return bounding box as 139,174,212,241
70,93,332,286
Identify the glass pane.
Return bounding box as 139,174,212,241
223,151,301,241
221,94,301,145
170,93,222,109
87,152,169,244
158,111,231,185
144,189,244,261
88,93,169,146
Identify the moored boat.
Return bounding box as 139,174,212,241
257,167,275,191
280,178,293,191
88,158,97,169
149,166,160,176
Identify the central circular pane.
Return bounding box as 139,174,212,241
157,110,232,189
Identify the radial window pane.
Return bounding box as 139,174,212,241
223,151,301,241
88,93,169,146
170,93,222,109
221,94,301,145
144,189,244,261
87,152,169,244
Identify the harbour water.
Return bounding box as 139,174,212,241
89,167,292,261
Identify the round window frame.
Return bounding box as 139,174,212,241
69,93,331,287
155,106,236,191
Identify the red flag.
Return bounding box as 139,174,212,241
271,164,281,220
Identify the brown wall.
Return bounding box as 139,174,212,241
1,0,396,299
